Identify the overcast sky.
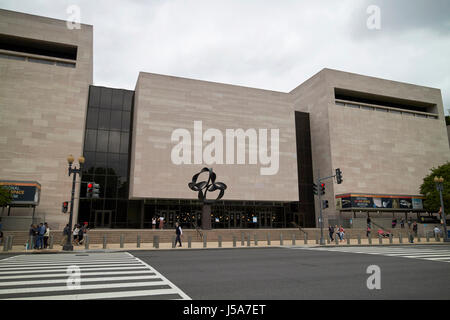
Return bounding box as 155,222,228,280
1,0,449,110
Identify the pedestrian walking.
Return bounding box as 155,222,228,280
328,225,334,241
175,222,182,247
400,218,405,229
366,226,371,238
152,217,156,229
335,225,341,241
73,224,80,245
61,224,70,246
0,229,3,245
43,223,50,249
159,216,164,229
78,224,84,245
367,216,372,229
407,219,412,229
339,225,345,242
433,226,441,237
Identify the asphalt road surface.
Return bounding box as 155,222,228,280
131,244,450,300
1,244,449,300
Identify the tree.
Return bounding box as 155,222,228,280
420,162,450,213
0,186,13,207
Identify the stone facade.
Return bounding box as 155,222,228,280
0,9,93,229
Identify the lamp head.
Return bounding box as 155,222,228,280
67,154,74,165
78,156,85,165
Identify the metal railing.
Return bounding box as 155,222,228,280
290,221,308,236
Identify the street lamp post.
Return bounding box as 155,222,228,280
434,176,449,242
63,154,84,251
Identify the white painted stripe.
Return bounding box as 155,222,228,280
0,266,149,275
420,256,450,260
0,261,141,268
0,280,169,295
127,252,191,300
0,270,156,280
3,288,181,300
0,275,161,287
0,263,143,271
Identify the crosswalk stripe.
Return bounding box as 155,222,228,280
4,288,182,300
295,246,450,263
0,252,190,300
0,275,160,287
0,280,169,295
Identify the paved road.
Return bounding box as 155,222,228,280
131,244,450,299
1,245,449,300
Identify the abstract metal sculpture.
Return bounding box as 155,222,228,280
188,167,227,230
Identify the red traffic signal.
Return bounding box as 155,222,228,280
62,201,69,213
320,183,325,195
87,183,93,188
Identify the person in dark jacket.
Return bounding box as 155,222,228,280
175,222,182,247
412,221,418,236
328,225,334,241
61,224,70,246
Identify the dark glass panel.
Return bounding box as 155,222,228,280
94,152,107,175
98,109,110,130
117,179,129,198
78,199,91,225
105,199,117,211
110,110,122,131
84,129,97,152
105,176,118,198
123,91,133,111
108,131,121,153
92,198,104,211
120,132,129,154
119,154,129,176
86,107,99,129
82,152,95,175
111,90,123,110
100,87,112,109
116,201,128,223
96,130,108,152
121,111,131,132
107,153,120,176
88,87,100,108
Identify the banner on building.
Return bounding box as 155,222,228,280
0,181,41,206
336,193,424,211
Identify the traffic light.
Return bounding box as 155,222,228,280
320,183,325,195
62,201,68,213
323,200,329,209
92,183,100,198
312,183,318,195
86,182,94,198
336,168,343,184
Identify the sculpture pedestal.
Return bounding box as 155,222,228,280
202,204,212,230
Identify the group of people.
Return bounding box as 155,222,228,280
328,225,345,242
151,216,165,229
61,222,89,246
28,223,50,249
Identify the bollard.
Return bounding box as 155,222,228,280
155,236,160,249
378,236,382,245
29,236,34,250
368,235,372,245
254,234,258,246
399,234,403,244
304,233,308,245
280,233,284,246
103,235,107,249
3,236,8,252
85,235,89,249
241,232,245,246
120,234,124,248
49,235,54,249
172,236,176,248
203,235,207,248
292,234,296,245
8,236,13,251
346,235,350,245
137,235,141,248
247,234,250,247
233,235,236,247
358,234,361,245
188,236,192,248
426,232,430,242
417,234,421,242
327,236,330,244
436,234,441,242
315,236,319,245
153,235,157,248
267,233,271,246
389,234,393,244
218,235,222,248
335,235,339,246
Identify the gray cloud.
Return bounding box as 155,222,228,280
0,0,449,110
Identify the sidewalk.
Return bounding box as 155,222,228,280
1,237,444,254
